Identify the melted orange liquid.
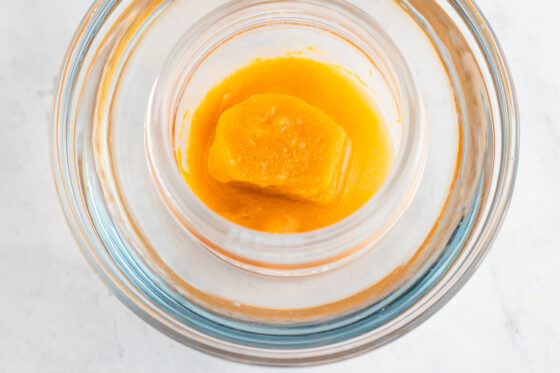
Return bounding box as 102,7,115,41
179,57,393,233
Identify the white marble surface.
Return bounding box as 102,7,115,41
0,0,558,371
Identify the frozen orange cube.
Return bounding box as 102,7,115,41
208,93,350,203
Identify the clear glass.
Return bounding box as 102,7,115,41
146,0,426,275
52,0,518,366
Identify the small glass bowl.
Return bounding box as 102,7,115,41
52,0,518,366
146,0,427,275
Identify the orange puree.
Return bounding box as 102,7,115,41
179,57,393,233
208,93,350,204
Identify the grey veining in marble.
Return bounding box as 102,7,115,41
0,0,558,371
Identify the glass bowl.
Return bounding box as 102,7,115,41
51,0,518,366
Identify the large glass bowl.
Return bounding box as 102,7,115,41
51,0,518,366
